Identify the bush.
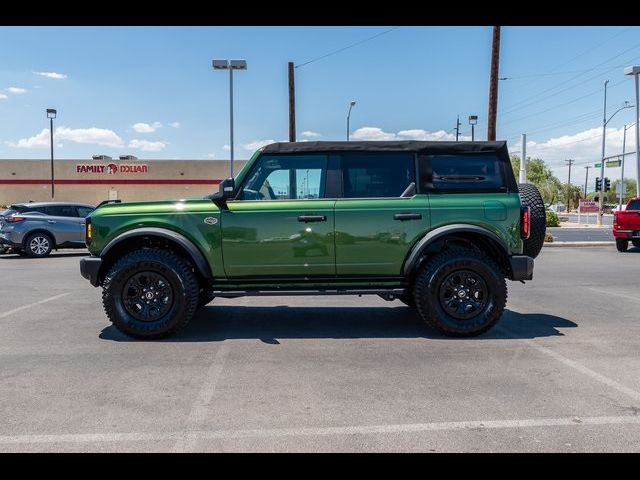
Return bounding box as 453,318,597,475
546,210,559,227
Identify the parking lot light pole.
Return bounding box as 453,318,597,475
213,59,247,178
46,108,57,199
346,101,356,141
469,115,478,142
625,66,640,202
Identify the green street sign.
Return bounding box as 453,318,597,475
594,163,602,168
606,159,622,167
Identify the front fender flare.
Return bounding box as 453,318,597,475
101,227,212,280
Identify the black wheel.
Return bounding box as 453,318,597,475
24,232,53,257
632,240,640,248
102,248,199,339
616,239,629,252
413,248,507,337
398,293,416,308
198,290,215,309
518,183,546,259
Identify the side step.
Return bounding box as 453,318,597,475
210,288,406,299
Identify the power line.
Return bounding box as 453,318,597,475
295,27,401,69
500,63,631,80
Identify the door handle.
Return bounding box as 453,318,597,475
394,213,422,221
298,215,327,223
47,220,57,224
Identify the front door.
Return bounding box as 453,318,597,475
221,153,335,278
44,204,86,245
334,152,430,276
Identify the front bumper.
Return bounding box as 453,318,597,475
509,255,534,281
80,256,102,287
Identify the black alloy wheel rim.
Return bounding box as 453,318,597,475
438,269,489,320
122,271,174,322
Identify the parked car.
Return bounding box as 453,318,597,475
613,196,640,252
0,202,95,257
80,141,546,339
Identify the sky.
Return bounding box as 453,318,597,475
1,25,640,188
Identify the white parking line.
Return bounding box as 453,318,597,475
1,415,640,446
0,293,70,320
172,345,230,452
499,326,640,404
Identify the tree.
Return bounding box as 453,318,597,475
611,178,638,203
510,155,563,205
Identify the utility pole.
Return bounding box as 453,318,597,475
584,165,591,198
566,159,575,211
455,115,461,141
288,62,296,142
487,26,501,141
598,80,609,226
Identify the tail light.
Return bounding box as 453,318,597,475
520,207,530,239
5,215,26,223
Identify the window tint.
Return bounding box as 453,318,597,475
627,200,640,211
341,153,415,198
46,205,78,217
239,155,327,200
431,155,505,191
77,207,94,217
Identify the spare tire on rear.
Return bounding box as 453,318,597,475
518,183,546,259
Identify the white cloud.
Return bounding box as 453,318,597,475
350,127,397,141
169,122,180,128
132,121,162,133
33,71,67,80
128,139,168,152
207,153,216,158
350,127,471,142
243,139,276,151
301,130,321,138
223,144,230,150
7,127,123,149
6,87,27,94
0,94,7,100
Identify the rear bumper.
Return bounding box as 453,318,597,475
0,233,21,248
613,229,640,239
509,255,534,281
80,256,102,287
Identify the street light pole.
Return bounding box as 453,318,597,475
46,108,57,200
584,165,591,198
469,115,478,142
347,101,356,141
598,80,609,226
213,59,247,178
625,66,640,201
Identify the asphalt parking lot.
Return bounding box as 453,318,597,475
1,246,640,452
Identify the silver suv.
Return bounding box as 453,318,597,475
0,202,94,257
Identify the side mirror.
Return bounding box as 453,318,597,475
219,177,235,199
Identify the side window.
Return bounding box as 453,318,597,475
239,154,327,200
76,207,94,217
341,153,415,198
627,200,640,210
46,205,77,217
430,155,505,192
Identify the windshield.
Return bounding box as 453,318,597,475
1,208,18,217
627,199,640,210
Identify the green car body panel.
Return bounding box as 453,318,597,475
84,141,528,291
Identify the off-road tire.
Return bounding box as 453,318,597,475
632,240,640,248
518,183,546,259
102,248,199,339
617,239,629,252
413,248,507,337
24,232,54,258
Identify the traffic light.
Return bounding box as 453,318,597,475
595,177,602,192
604,177,611,192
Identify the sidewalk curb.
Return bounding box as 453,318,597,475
543,241,613,247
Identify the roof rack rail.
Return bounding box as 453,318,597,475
96,199,122,208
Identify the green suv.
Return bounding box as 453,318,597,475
80,141,545,339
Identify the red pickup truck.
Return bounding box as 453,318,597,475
613,196,640,252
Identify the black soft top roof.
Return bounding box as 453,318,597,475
261,140,508,156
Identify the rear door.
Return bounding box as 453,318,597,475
44,205,85,244
333,152,430,276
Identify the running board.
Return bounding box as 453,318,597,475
210,288,406,299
